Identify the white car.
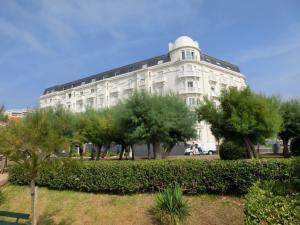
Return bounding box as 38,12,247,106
184,143,217,155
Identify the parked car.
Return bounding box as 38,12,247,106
184,143,217,155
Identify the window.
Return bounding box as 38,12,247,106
68,93,71,98
187,81,193,88
87,98,94,108
91,89,95,93
188,97,196,107
181,51,185,60
182,50,195,60
115,71,120,76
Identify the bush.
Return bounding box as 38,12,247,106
153,185,190,225
9,159,292,195
219,141,247,160
244,180,300,225
290,136,300,156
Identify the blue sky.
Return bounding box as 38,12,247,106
0,0,299,109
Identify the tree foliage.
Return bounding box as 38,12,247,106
0,105,8,122
197,88,282,158
118,92,197,159
0,107,75,225
278,98,300,157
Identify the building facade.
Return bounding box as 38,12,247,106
40,36,246,144
5,108,29,122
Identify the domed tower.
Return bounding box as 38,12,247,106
168,36,200,62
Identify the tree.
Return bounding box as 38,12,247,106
197,88,282,159
75,109,118,159
0,105,8,122
278,99,300,157
120,92,197,159
0,107,74,225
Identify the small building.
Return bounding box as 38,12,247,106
5,109,29,122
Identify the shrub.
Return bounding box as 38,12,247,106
290,136,300,156
153,185,190,225
244,180,300,225
219,141,247,160
9,159,292,195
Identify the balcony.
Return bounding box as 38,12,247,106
209,74,218,83
177,71,201,78
153,76,166,84
179,87,201,94
210,91,219,97
138,79,146,86
123,83,134,91
109,86,119,95
219,77,228,84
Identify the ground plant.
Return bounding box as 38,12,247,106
244,180,300,225
154,185,190,225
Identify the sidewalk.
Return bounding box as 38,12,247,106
0,173,8,186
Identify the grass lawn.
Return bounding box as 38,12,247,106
0,185,244,225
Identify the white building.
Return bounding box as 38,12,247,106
39,36,246,144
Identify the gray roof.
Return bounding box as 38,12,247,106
43,53,240,95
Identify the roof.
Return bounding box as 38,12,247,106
200,54,240,73
42,52,240,95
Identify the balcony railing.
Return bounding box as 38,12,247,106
123,83,134,90
219,77,228,84
177,71,201,78
153,76,166,83
138,80,146,86
209,74,217,82
179,87,201,94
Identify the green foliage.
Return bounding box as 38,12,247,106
197,88,282,158
9,159,292,195
219,141,247,160
244,180,300,225
0,190,5,205
290,136,300,156
0,107,74,167
119,92,197,158
278,99,300,142
154,185,190,225
0,105,8,122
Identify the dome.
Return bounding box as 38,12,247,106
169,36,199,51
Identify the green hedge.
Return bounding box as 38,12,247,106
244,180,300,225
9,159,292,195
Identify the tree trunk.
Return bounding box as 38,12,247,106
282,139,289,158
131,145,135,160
244,137,255,159
153,141,162,159
147,143,151,159
162,144,175,159
96,145,102,160
31,179,38,225
119,145,125,160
